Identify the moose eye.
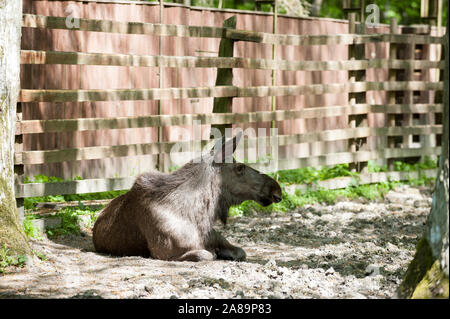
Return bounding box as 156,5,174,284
235,164,245,175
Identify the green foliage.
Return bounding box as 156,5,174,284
393,156,437,172
272,164,358,185
169,165,180,173
45,206,99,238
368,161,388,173
317,0,447,26
156,0,448,27
33,250,48,261
0,244,28,274
22,217,44,240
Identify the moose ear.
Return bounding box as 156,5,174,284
212,131,242,164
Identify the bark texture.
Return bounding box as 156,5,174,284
0,0,31,256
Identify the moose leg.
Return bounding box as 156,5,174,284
210,230,246,261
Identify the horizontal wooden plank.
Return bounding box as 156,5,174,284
284,169,438,193
276,126,443,146
22,14,444,45
16,103,444,135
15,126,442,165
368,103,443,114
16,176,136,198
15,140,200,165
18,81,444,102
20,50,445,71
18,86,236,102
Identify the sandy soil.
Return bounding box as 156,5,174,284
0,184,432,299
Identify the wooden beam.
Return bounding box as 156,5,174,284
22,14,444,46
14,127,442,165
18,81,444,102
15,104,444,134
20,50,445,70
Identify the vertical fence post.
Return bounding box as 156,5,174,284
211,15,236,138
419,0,441,161
157,0,165,172
271,0,278,130
343,0,365,22
14,102,24,223
399,29,416,154
347,13,367,173
387,18,399,171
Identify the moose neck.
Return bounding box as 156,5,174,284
167,162,231,235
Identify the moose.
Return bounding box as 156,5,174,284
93,132,282,262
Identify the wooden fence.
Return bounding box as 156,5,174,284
15,1,444,211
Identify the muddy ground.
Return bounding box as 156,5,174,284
0,184,432,299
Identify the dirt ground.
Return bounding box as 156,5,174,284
0,184,432,299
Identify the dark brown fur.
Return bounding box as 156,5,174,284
93,134,282,262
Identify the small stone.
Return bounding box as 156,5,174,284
70,289,103,299
234,290,245,298
248,219,258,228
265,259,277,269
365,264,382,277
413,200,429,208
387,204,403,211
325,267,335,275
44,217,62,229
77,215,92,228
348,292,367,299
31,217,62,232
144,285,153,294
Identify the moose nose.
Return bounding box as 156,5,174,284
272,191,282,203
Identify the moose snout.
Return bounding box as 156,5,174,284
272,192,282,203
267,180,283,203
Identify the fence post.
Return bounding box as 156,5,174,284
399,28,416,155
418,0,442,162
271,0,278,130
387,18,399,171
347,13,367,173
14,102,24,223
157,0,165,172
211,15,236,138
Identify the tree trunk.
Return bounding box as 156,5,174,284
397,15,449,299
311,0,322,16
0,0,31,256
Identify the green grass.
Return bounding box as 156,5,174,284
270,163,359,185
0,244,28,274
22,217,44,240
23,202,101,239
44,206,100,238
